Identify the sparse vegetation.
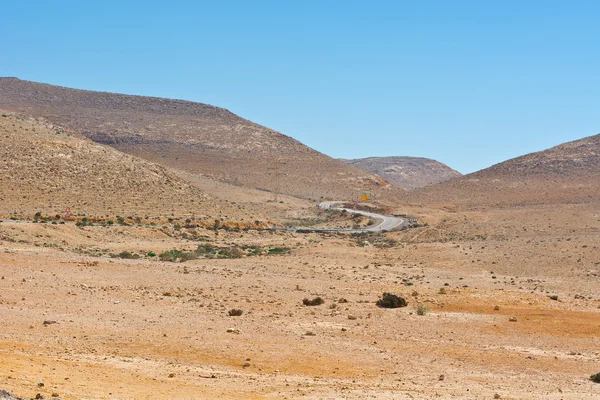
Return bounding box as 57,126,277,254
416,303,429,316
591,373,600,383
228,309,243,316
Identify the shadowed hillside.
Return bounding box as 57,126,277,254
0,78,389,200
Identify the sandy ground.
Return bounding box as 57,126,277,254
0,203,599,399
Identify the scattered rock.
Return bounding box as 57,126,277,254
509,316,518,322
304,331,316,336
347,314,357,320
494,394,501,399
226,328,241,334
228,309,243,316
376,292,408,308
438,374,445,381
168,373,175,378
302,297,324,306
43,320,57,326
494,305,500,311
338,298,349,303
243,362,251,367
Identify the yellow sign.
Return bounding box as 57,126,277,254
361,195,369,201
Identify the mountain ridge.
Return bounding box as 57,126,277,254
0,78,389,200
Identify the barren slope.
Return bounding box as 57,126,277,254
344,156,461,189
0,112,256,222
400,134,600,208
0,78,389,200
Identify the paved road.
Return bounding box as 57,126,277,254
317,201,407,233
2,202,408,234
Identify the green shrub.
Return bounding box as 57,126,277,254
416,304,429,316
107,220,114,225
159,250,180,262
268,247,290,255
147,251,156,257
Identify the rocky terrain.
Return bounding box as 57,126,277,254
0,78,389,200
343,156,461,189
0,111,257,223
0,200,599,399
399,133,600,208
1,80,600,399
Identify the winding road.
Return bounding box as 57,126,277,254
317,201,407,233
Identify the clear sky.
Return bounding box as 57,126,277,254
1,1,598,174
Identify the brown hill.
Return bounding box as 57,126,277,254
343,156,461,189
0,78,389,200
401,133,600,208
0,111,257,222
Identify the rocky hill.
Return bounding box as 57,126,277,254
343,156,461,189
0,111,256,222
402,133,600,208
0,78,389,200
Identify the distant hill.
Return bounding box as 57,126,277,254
0,78,389,200
0,111,256,222
343,156,461,189
403,134,600,207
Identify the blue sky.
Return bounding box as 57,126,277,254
1,1,599,174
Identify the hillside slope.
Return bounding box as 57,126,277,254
343,156,461,189
0,111,256,222
402,134,600,208
0,78,389,200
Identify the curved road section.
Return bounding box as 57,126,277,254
318,201,407,233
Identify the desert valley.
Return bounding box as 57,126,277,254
0,78,599,400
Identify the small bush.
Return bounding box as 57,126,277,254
303,297,325,306
591,373,600,383
159,250,180,262
376,292,408,308
549,295,558,301
416,304,429,316
179,251,198,262
117,251,138,259
228,309,243,316
268,247,290,255
147,251,156,257
107,220,114,225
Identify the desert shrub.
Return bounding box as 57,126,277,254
549,295,558,301
591,373,600,383
268,247,290,255
117,251,138,259
179,251,198,262
107,220,114,225
376,292,408,308
147,251,156,257
196,243,216,256
302,297,325,306
228,309,243,316
416,304,429,316
159,250,180,262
